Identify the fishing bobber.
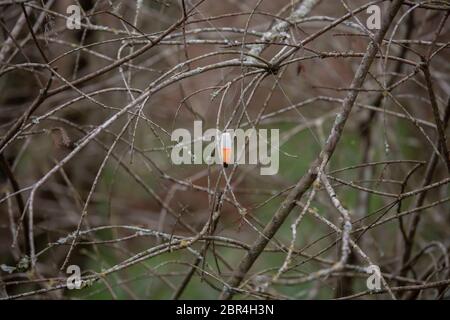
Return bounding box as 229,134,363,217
220,132,232,168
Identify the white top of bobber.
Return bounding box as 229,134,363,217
220,132,232,148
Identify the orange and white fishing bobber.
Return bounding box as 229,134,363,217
219,132,232,168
